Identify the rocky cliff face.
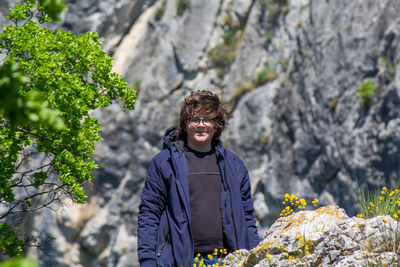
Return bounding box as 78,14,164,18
1,0,400,266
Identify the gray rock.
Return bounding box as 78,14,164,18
224,205,400,267
174,0,220,72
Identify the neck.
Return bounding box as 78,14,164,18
187,139,212,152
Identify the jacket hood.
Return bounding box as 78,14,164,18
163,126,185,151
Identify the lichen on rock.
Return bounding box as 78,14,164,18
225,205,400,266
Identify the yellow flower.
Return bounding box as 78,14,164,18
297,232,303,239
278,244,286,251
357,214,363,218
266,254,272,259
393,213,399,219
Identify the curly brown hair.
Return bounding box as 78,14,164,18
178,90,230,142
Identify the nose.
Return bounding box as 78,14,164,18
196,123,206,129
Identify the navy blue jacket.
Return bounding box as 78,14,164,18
138,127,259,267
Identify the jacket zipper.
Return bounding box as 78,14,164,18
171,148,193,266
157,232,170,257
223,159,239,249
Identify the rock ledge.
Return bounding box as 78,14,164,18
225,205,400,267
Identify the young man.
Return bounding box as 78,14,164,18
138,90,259,267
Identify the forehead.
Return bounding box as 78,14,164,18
191,112,212,118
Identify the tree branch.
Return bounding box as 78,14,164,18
0,184,68,220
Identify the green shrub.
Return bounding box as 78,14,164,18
177,0,189,15
208,30,238,69
155,7,165,20
256,65,277,85
389,65,396,78
155,0,166,20
356,80,377,109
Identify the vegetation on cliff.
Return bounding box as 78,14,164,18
0,0,137,258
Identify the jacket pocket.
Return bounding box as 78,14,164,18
157,232,170,257
157,231,174,267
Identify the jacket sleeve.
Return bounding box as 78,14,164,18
240,169,260,249
137,157,167,265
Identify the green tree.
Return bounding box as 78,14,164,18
0,0,137,257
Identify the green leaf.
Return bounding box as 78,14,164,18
0,223,25,257
0,257,40,267
33,172,47,189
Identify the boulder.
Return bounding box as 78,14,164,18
224,205,400,266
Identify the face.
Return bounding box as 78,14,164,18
185,113,216,152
